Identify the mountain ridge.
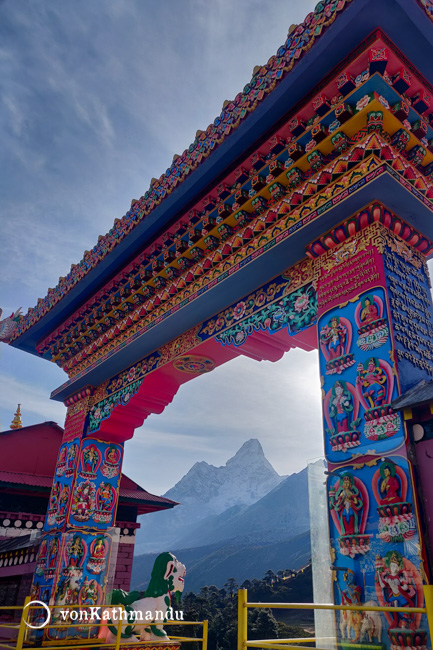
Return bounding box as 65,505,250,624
135,438,285,554
174,467,309,549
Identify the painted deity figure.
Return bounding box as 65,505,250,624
356,357,387,408
49,482,61,510
379,461,401,505
67,535,84,567
38,539,48,561
57,485,69,517
330,474,363,535
58,446,67,465
329,381,354,433
342,569,362,605
375,552,416,629
106,446,119,465
72,481,94,520
320,316,347,359
97,483,114,510
48,537,59,568
339,570,363,642
360,295,379,324
83,446,99,474
67,443,77,469
101,445,121,479
81,578,98,606
92,537,106,558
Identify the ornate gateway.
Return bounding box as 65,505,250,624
5,1,433,648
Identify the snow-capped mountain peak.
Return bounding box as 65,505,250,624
164,438,283,512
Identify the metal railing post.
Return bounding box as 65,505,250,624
202,619,208,650
238,589,248,650
115,606,123,650
15,596,31,650
423,585,433,642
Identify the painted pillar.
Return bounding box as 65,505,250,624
312,205,433,650
30,390,124,642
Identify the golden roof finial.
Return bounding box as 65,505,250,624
10,404,22,429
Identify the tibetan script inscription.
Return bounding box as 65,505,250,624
317,247,381,311
384,247,433,388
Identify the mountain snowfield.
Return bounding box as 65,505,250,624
134,439,305,554
132,439,311,591
167,438,284,509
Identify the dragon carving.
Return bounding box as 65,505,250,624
0,308,22,343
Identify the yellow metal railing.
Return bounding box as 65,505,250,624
237,585,433,650
0,598,207,650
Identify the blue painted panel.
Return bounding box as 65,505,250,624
319,287,404,464
383,245,433,392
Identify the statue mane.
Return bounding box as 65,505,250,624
145,551,177,598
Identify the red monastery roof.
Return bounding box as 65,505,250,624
0,422,176,514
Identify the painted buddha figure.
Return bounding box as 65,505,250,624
106,446,119,465
360,295,379,324
58,446,67,464
82,579,98,606
50,482,61,510
57,485,69,517
93,538,106,558
74,482,93,519
379,462,401,505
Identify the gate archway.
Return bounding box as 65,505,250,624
5,1,433,648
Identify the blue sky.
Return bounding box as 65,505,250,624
1,0,334,494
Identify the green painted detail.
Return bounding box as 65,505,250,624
150,624,167,638
107,604,136,638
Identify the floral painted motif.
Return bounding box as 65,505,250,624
215,283,317,347
105,354,160,395
89,378,144,432
173,355,215,374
